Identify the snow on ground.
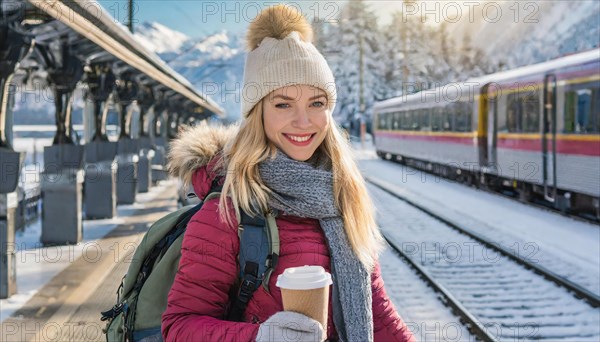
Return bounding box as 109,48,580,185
353,144,600,296
370,182,600,340
378,247,474,341
0,180,176,323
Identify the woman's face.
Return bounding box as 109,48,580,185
262,85,330,161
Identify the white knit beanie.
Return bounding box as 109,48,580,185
241,5,337,118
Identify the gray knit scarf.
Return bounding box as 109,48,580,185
258,150,373,342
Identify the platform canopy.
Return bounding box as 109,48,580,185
8,0,224,118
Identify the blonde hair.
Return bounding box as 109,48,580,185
218,100,385,271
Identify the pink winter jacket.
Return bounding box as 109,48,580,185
162,125,415,342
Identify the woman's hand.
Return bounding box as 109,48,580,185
256,311,324,342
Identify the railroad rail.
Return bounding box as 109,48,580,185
367,176,600,308
369,176,600,340
383,235,499,342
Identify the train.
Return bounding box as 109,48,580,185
373,48,600,220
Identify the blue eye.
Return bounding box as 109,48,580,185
275,103,290,108
312,101,325,107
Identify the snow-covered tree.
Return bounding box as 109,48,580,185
317,0,388,134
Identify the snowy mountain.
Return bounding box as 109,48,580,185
134,22,246,121
134,22,190,54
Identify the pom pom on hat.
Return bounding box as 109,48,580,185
241,4,337,118
246,5,314,51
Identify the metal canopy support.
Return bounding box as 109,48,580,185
40,36,85,245
1,18,32,149
151,103,168,184
136,85,154,192
0,3,31,298
137,84,154,137
51,88,76,144
0,74,16,150
167,110,181,140
46,36,83,145
83,63,116,142
116,70,138,139
81,62,118,218
137,113,153,192
137,135,153,193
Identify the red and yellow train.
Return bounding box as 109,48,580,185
373,49,600,220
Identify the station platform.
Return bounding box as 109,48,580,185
1,182,178,342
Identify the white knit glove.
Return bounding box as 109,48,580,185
256,311,325,342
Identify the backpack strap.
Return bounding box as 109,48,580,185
227,208,279,322
262,210,280,291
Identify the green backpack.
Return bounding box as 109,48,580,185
101,183,280,342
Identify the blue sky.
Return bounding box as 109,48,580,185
96,1,404,38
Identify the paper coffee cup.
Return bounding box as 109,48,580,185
276,265,333,332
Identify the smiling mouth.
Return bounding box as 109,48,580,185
283,133,316,146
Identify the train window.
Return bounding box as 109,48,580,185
393,112,400,130
564,84,600,134
420,109,430,131
386,113,393,130
379,113,385,130
397,112,404,131
455,105,465,132
442,104,455,131
592,88,600,133
522,91,540,133
432,108,442,131
403,111,411,130
564,91,576,133
455,102,472,132
415,110,422,130
466,102,473,131
378,113,386,130
577,89,595,133
497,102,507,132
507,93,521,133
465,102,473,131
409,110,418,130
402,111,411,130
411,109,421,131
577,90,592,132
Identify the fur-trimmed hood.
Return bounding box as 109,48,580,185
167,124,238,186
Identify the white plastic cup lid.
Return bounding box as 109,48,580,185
276,265,333,290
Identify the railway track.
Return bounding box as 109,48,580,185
369,177,600,341
383,237,499,342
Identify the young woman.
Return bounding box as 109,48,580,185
163,5,415,342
